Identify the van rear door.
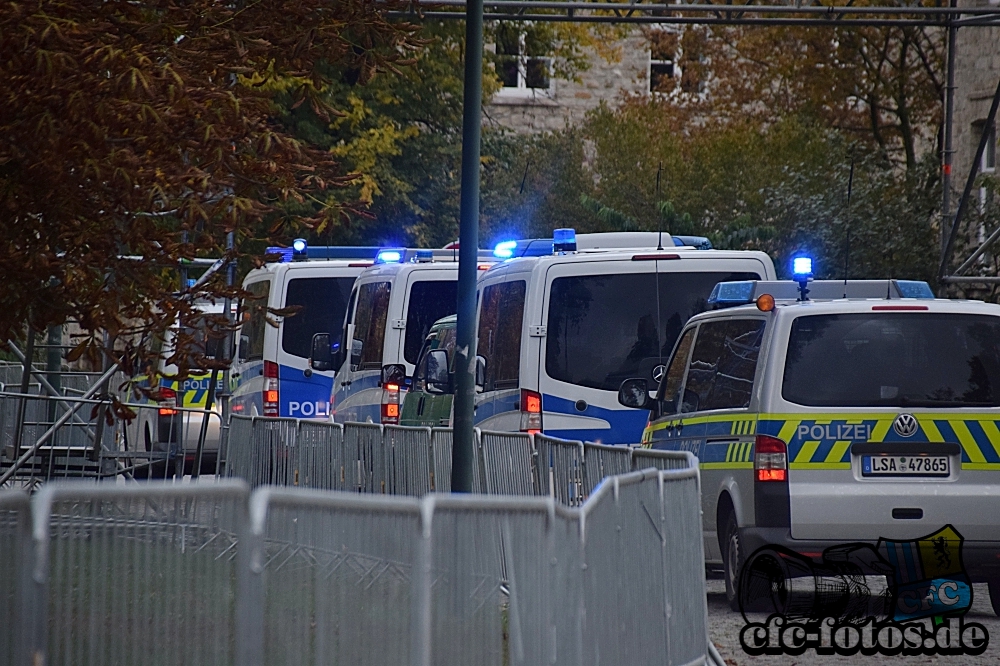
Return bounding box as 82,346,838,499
777,310,1000,542
538,255,767,444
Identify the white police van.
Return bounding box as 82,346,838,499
329,247,494,425
621,268,1000,612
229,242,378,419
473,229,776,444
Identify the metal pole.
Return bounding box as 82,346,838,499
11,327,36,455
941,7,957,275
451,0,484,493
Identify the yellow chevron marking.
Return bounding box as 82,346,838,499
825,440,852,464
777,420,801,444
951,420,987,464
870,419,892,443
919,418,944,442
726,443,734,462
980,420,1000,459
750,420,757,435
795,440,820,464
961,463,1000,471
745,441,754,461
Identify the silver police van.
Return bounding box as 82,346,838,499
619,272,1000,613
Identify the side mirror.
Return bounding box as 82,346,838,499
381,363,406,387
680,387,700,413
350,339,363,367
424,349,450,394
310,333,333,371
618,378,651,410
475,355,487,390
238,334,250,362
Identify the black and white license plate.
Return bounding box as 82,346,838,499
862,455,949,477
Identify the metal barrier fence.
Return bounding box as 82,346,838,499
224,417,699,506
3,463,709,666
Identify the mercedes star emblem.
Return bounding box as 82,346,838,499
652,364,666,383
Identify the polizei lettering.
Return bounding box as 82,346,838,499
796,423,872,441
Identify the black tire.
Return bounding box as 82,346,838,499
988,579,1000,617
723,511,744,612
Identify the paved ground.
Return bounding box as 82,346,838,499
706,578,1000,665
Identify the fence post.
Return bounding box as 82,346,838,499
238,492,265,666
410,496,434,666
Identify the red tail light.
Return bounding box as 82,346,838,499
381,382,401,424
263,360,279,417
520,388,542,434
754,434,787,482
158,387,179,416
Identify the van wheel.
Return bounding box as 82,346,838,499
723,512,744,612
988,580,1000,616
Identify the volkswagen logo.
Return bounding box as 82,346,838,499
893,413,918,438
652,364,666,383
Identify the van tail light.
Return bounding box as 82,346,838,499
381,383,401,425
263,360,279,417
520,388,542,434
755,434,787,482
158,387,179,416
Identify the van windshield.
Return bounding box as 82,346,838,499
404,280,458,365
782,313,1000,407
281,277,355,359
545,271,761,391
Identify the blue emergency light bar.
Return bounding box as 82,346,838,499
265,245,381,263
376,249,404,264
708,279,936,307
493,240,518,259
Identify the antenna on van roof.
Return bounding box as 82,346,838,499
842,158,855,299
656,162,664,251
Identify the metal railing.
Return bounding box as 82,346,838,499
4,460,710,666
223,416,699,507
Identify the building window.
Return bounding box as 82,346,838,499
496,23,551,94
980,122,997,173
649,30,677,93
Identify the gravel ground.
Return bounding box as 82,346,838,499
707,578,1000,665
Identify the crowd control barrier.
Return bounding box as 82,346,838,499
2,461,712,666
224,416,693,506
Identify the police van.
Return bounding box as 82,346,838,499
472,229,776,444
328,248,494,425
127,299,228,476
230,242,380,419
619,270,1000,612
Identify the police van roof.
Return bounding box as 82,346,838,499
484,247,774,275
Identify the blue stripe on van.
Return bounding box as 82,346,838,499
542,394,649,446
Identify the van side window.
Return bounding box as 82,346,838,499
242,280,271,362
682,319,765,412
414,326,458,392
657,328,696,413
477,280,526,390
352,281,391,369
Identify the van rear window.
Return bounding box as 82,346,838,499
545,271,760,391
404,281,458,365
782,313,1000,407
281,277,355,359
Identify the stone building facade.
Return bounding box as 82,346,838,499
953,4,1000,207
486,30,652,133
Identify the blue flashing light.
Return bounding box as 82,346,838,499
792,256,813,276
376,249,403,264
553,228,577,253
292,238,307,253
185,278,197,288
415,249,433,263
707,281,756,305
265,246,293,263
894,280,935,299
493,240,517,259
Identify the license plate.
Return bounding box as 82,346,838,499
862,455,949,477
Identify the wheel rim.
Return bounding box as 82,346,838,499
727,531,740,594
